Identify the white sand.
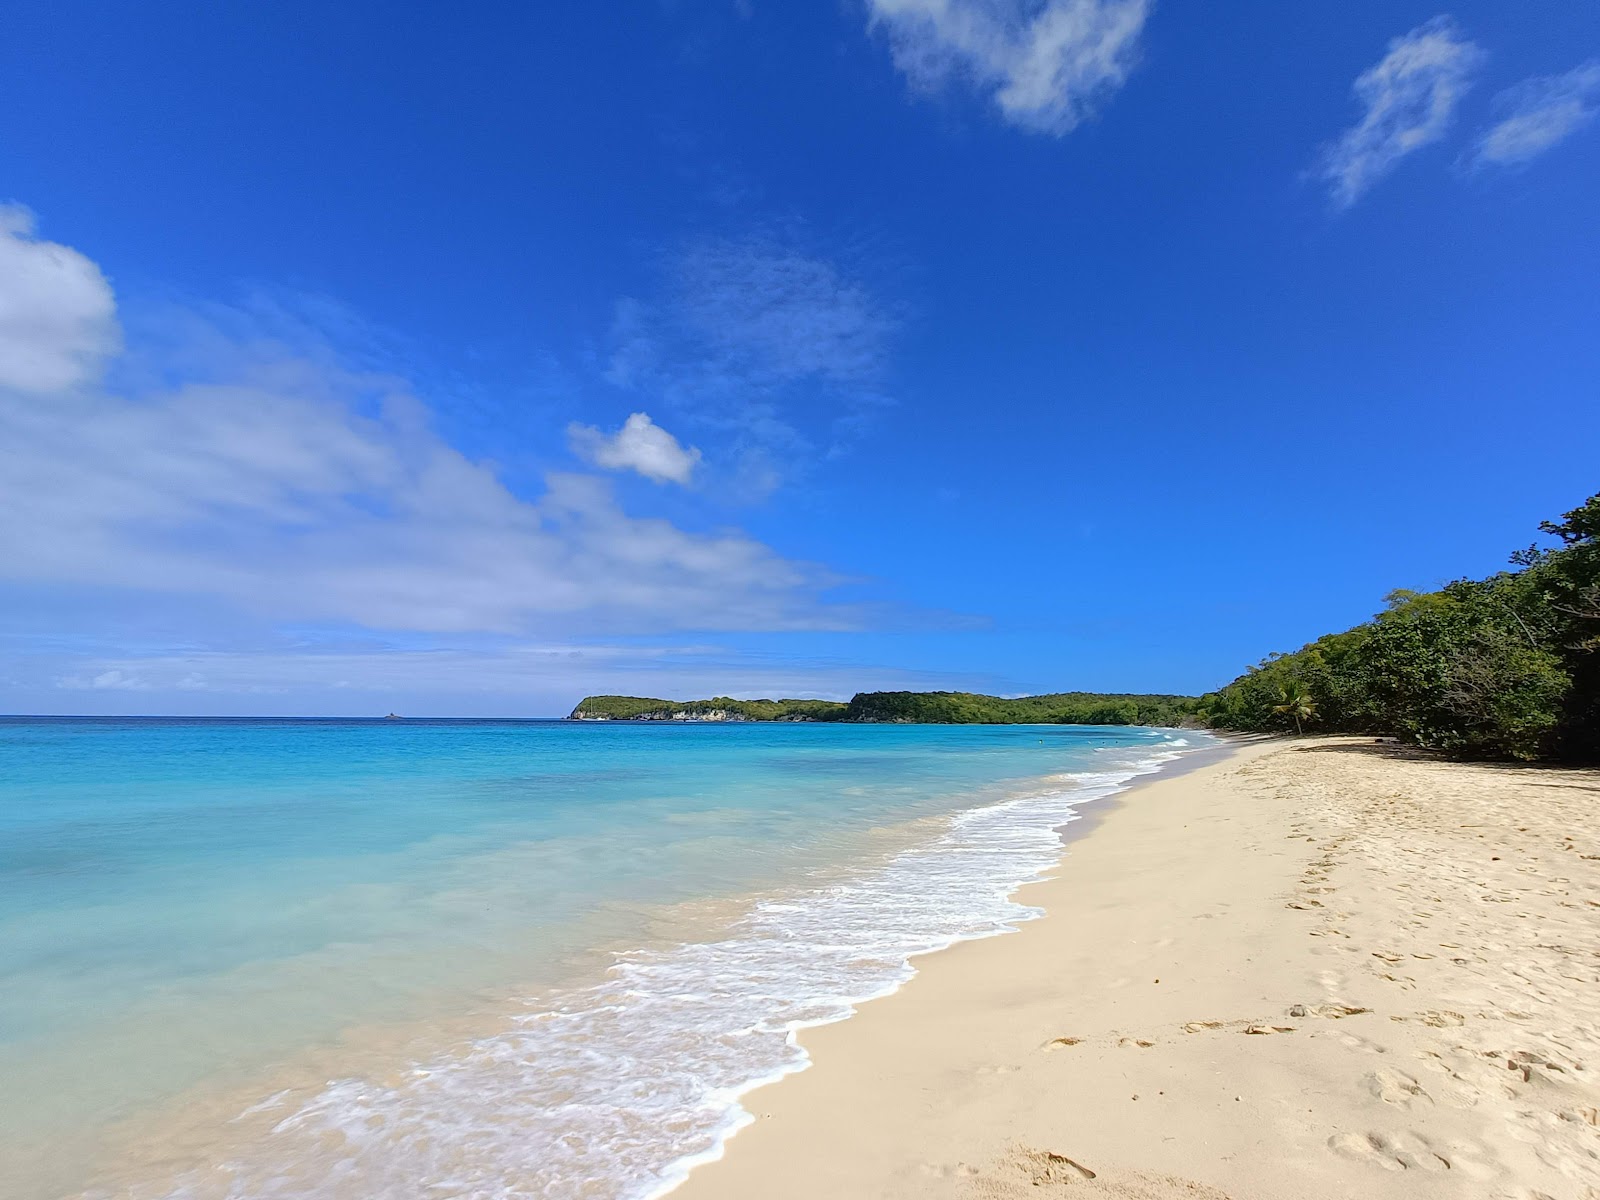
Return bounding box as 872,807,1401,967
673,737,1600,1200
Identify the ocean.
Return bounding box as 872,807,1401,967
0,716,1209,1199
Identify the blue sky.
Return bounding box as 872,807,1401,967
2,1,1597,715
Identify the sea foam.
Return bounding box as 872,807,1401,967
148,736,1201,1200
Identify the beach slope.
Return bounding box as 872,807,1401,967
674,738,1600,1200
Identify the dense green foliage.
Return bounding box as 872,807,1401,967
841,691,1195,725
1200,491,1600,761
571,691,1196,726
570,695,849,721
572,494,1599,760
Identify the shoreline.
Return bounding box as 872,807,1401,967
631,733,1232,1199
638,731,1218,1200
1044,732,1258,877
663,731,1267,1200
47,727,1203,1200
670,736,1600,1199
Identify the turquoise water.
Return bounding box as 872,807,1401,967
0,717,1206,1199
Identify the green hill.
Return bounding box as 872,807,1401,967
568,690,1196,726
841,690,1195,725
569,695,850,721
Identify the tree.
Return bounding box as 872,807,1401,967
1203,489,1598,761
1272,682,1317,735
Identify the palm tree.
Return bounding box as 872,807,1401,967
1272,682,1317,735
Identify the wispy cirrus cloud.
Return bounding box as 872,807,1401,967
1313,16,1485,209
865,0,1149,135
59,669,153,692
604,232,897,495
1466,60,1600,169
0,211,866,645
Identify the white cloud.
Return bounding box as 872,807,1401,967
568,412,702,484
866,0,1149,135
0,205,120,392
0,216,863,639
0,374,855,634
1467,60,1600,168
1313,16,1485,209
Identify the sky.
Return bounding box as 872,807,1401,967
2,1,1597,716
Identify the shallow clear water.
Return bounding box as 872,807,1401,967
0,717,1207,1199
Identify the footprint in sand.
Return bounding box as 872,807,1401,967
1309,1003,1372,1019
1043,1036,1082,1050
1367,1067,1433,1108
919,1161,980,1178
1288,1003,1370,1019
1183,1020,1224,1033
1243,1024,1296,1035
1328,1130,1451,1172
1019,1149,1097,1183
1336,1031,1389,1054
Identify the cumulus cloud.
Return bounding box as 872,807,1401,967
1467,60,1600,169
0,205,120,391
865,0,1149,135
568,412,702,484
0,216,862,639
1313,17,1484,208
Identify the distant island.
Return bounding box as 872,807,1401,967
568,691,1197,726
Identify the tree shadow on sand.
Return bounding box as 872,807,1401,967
1291,739,1600,779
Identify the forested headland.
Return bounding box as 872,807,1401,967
571,491,1597,763
840,691,1195,725
1197,491,1598,762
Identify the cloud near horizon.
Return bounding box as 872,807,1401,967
0,213,866,645
1466,60,1600,169
568,411,702,484
865,0,1149,135
1313,17,1484,209
17,640,991,716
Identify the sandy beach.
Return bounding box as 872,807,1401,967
674,736,1600,1200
